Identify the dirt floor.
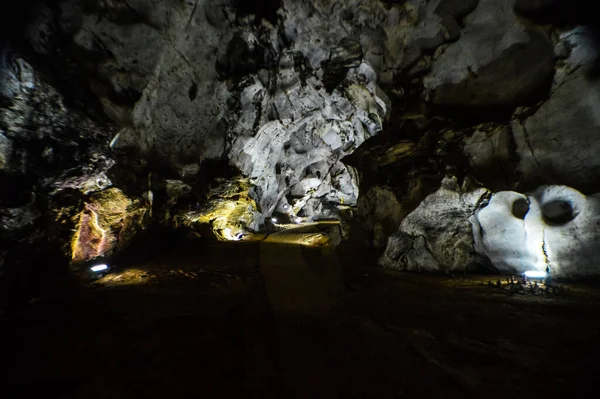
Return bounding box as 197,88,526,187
3,240,600,399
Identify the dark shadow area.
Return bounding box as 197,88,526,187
3,239,600,398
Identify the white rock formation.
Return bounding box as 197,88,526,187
475,186,600,278
473,191,540,273
228,62,386,223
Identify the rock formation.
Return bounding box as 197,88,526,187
475,185,600,278
381,182,600,278
2,0,600,281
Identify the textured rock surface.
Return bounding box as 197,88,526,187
0,50,116,276
229,63,385,223
3,0,600,284
512,69,600,191
424,0,554,108
70,188,149,265
356,186,404,249
475,186,600,278
176,178,261,240
379,177,490,272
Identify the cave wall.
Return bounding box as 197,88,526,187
2,0,600,282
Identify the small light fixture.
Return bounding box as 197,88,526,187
523,270,547,278
271,217,278,223
90,264,109,273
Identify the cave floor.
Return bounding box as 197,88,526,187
4,241,600,399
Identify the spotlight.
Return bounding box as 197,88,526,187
90,264,109,273
271,217,278,223
523,270,547,278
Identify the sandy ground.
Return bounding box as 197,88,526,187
3,238,600,399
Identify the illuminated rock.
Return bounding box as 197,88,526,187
475,185,600,278
527,186,600,278
70,188,149,265
380,177,490,272
0,133,11,172
176,178,261,241
228,62,384,223
473,191,540,273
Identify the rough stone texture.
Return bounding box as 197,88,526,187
58,0,232,164
424,0,554,108
356,186,404,249
0,132,11,171
475,186,600,278
464,125,512,171
379,177,490,272
512,69,600,191
553,26,597,84
4,0,600,283
0,49,116,276
70,188,150,265
281,0,473,86
229,63,386,224
177,178,261,240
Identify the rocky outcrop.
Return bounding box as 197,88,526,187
2,0,600,284
229,62,386,224
356,186,404,249
472,190,537,273
424,0,554,108
70,188,150,265
474,186,600,278
379,177,490,272
382,181,600,278
512,65,600,191
0,50,117,275
176,178,261,240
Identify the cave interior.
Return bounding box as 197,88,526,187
2,1,600,398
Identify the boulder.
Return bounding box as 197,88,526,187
475,186,600,278
379,177,490,272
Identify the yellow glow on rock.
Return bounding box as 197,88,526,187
95,268,153,286
70,188,149,264
177,178,261,241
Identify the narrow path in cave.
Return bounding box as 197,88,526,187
4,233,600,399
